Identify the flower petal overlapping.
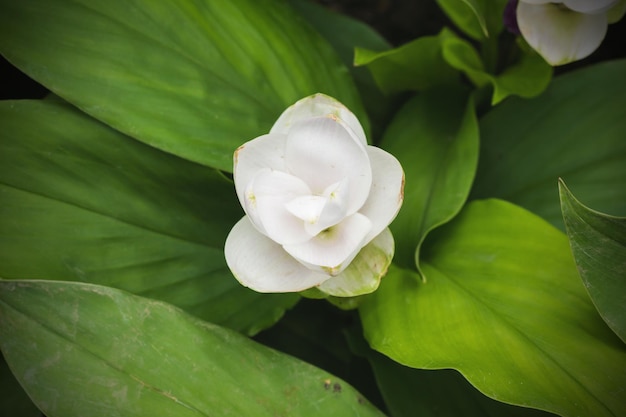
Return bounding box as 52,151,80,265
225,94,404,296
516,0,626,65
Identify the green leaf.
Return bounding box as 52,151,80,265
380,88,479,274
0,0,364,172
360,199,626,417
559,179,626,343
441,33,552,104
354,29,459,95
0,99,297,336
346,326,555,417
472,59,626,228
0,279,385,417
436,0,508,40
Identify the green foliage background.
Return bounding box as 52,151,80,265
1,0,624,416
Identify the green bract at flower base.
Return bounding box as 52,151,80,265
225,94,404,297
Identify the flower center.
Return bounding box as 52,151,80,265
284,178,350,237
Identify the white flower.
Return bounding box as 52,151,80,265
516,0,626,65
224,94,404,297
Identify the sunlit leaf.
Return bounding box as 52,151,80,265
0,0,364,171
0,99,298,335
380,88,479,274
559,179,626,343
472,59,626,227
361,199,626,417
0,279,385,417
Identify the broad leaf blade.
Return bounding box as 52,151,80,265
559,179,626,343
0,279,385,417
361,199,626,417
472,59,626,227
0,0,364,171
346,328,554,417
0,99,297,335
380,88,479,274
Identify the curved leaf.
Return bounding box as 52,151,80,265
0,99,297,335
380,88,479,274
441,33,552,104
354,29,459,95
0,0,364,171
346,327,555,417
0,279,384,417
436,0,508,40
559,179,626,343
472,59,626,227
360,199,626,417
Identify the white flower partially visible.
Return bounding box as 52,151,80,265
516,0,626,65
225,94,404,297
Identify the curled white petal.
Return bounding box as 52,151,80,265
225,217,331,292
270,93,367,146
283,213,372,276
234,133,287,210
247,169,311,245
285,116,372,213
359,146,404,244
517,2,608,65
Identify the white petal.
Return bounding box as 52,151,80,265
225,217,331,293
248,170,311,245
520,0,554,3
563,0,617,13
234,133,287,210
270,93,367,146
285,116,372,212
517,2,608,65
359,146,404,244
283,213,372,275
317,228,395,297
285,195,328,223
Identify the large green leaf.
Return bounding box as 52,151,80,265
0,99,298,335
360,199,626,417
472,59,626,228
346,327,554,417
0,279,385,417
0,0,364,172
559,179,626,343
380,88,479,274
